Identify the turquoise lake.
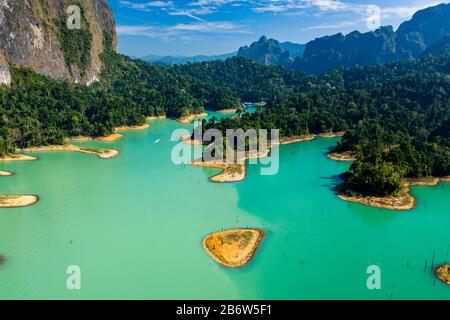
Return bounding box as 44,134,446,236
0,114,449,299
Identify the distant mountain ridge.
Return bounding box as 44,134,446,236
237,36,306,66
141,36,306,67
141,52,236,65
294,3,450,74
140,3,450,74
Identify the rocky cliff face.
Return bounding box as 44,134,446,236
0,0,117,85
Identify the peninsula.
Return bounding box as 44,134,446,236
21,145,119,159
0,154,37,162
191,160,246,183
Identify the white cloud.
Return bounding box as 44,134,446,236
117,20,250,42
302,20,356,30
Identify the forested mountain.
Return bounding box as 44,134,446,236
138,3,450,72
293,3,450,74
142,36,306,67
237,36,305,66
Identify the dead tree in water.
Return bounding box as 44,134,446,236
0,255,5,264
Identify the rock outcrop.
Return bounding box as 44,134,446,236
0,0,117,85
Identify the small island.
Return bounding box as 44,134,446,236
435,264,450,285
203,229,264,268
0,195,39,208
0,171,13,176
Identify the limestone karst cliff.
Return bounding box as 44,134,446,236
0,0,117,85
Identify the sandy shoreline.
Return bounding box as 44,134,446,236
0,171,13,176
69,133,124,142
253,101,267,107
278,135,316,145
406,176,450,186
146,115,167,120
318,132,345,138
217,108,238,114
203,229,264,268
327,151,357,162
114,124,150,131
21,145,119,159
275,132,345,146
0,195,39,208
435,264,450,285
337,186,416,211
177,135,191,141
191,160,246,183
177,113,208,123
184,139,204,145
97,134,124,142
336,176,450,211
0,154,38,162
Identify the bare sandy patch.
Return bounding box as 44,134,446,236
435,264,450,285
22,145,119,159
177,113,208,124
0,195,39,208
327,152,357,162
0,154,37,162
114,124,150,131
203,229,264,268
217,109,238,114
337,185,416,211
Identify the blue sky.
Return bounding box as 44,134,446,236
109,0,449,57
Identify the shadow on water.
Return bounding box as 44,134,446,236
319,174,345,192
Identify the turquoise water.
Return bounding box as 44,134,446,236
0,116,449,299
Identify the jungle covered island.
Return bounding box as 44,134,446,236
203,229,264,268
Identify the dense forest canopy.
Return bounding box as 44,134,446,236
0,35,449,196
203,53,450,196
0,38,307,154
